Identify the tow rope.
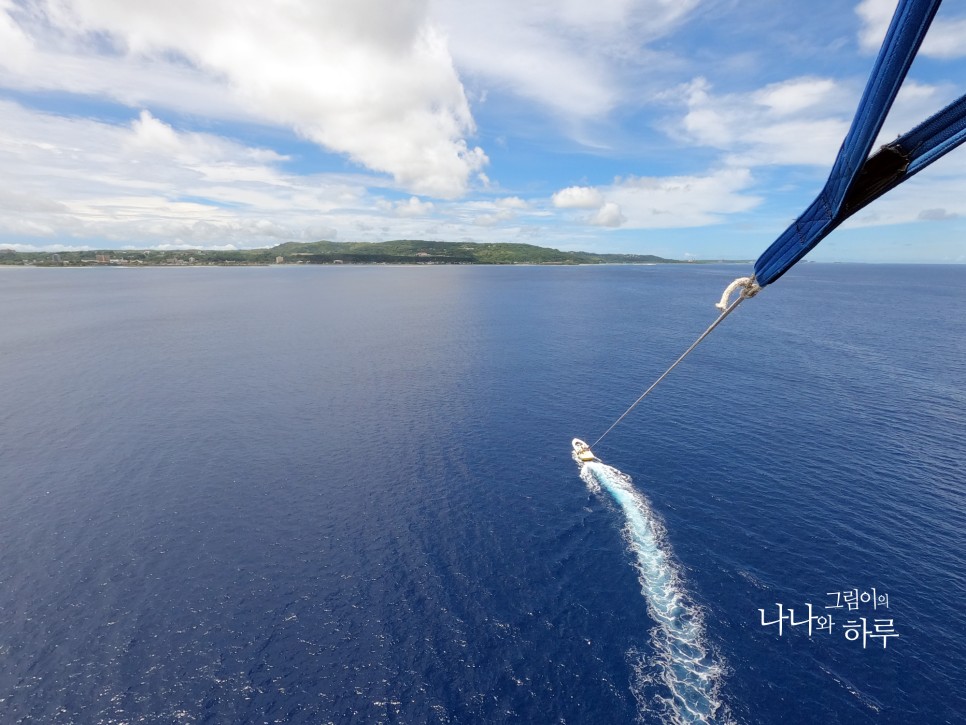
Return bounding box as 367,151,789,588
591,277,758,449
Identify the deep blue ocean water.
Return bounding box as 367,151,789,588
1,263,964,724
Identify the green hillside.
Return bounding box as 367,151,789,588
269,240,675,264
0,240,735,266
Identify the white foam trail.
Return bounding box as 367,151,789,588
579,460,728,724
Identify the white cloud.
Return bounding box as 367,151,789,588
665,69,966,246
604,168,761,228
673,76,853,167
394,196,435,217
0,189,70,214
872,80,963,147
0,0,32,72
2,0,487,198
1,242,94,252
0,1,258,122
0,100,371,245
4,0,963,259
0,99,560,248
496,196,528,210
922,17,966,58
856,0,895,54
126,110,288,169
432,0,699,120
472,213,504,227
857,0,966,58
842,148,966,228
552,186,604,209
671,66,961,173
550,168,761,230
753,78,839,116
467,196,530,226
591,202,626,227
427,197,525,227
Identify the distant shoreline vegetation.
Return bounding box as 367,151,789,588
0,240,751,267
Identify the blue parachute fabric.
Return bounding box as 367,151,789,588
753,0,943,287
901,93,966,176
843,92,966,216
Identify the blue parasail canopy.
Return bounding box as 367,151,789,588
754,0,966,287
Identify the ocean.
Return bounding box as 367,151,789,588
1,263,963,724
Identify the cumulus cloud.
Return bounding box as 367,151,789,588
0,100,372,246
552,186,604,209
550,168,761,230
669,60,961,173
591,202,626,227
669,70,961,174
2,0,487,198
673,76,853,167
656,17,966,236
0,99,554,248
5,0,962,257
604,168,761,228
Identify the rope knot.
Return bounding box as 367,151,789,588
715,276,761,311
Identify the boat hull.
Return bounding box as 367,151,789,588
571,438,598,464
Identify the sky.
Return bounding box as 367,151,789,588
1,0,965,262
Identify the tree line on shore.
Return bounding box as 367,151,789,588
0,239,733,266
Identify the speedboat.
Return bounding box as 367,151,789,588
572,438,598,464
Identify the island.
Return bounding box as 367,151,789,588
0,240,749,266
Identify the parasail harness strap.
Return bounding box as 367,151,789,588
754,0,965,287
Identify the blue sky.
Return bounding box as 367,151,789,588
1,0,964,261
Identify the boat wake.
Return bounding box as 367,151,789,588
578,460,729,724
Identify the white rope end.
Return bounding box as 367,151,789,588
715,276,761,310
